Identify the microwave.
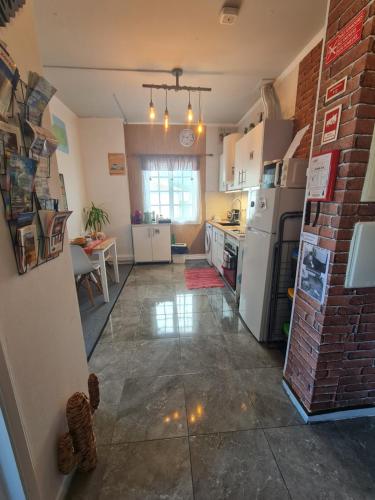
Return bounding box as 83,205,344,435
276,158,308,188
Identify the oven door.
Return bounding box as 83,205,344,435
223,248,237,290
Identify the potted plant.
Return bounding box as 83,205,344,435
84,202,110,239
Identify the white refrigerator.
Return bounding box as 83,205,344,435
239,187,305,342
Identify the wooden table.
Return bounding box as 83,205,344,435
90,237,120,302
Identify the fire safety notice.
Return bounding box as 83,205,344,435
325,9,366,65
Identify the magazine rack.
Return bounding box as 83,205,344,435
0,77,67,275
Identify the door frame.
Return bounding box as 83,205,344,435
0,334,40,499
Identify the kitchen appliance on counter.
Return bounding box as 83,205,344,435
205,222,213,265
239,187,305,342
278,158,308,188
222,234,239,291
227,209,240,225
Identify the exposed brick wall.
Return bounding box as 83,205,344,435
285,0,375,413
293,41,323,159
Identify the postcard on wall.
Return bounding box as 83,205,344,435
0,121,21,174
26,120,59,158
16,223,38,272
8,155,37,218
59,173,68,210
298,242,330,304
26,72,56,126
0,41,19,119
52,115,69,154
108,153,126,175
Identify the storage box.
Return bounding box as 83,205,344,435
172,254,186,264
171,243,188,254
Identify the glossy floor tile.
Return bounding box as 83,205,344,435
100,438,193,500
113,375,187,443
189,430,290,500
265,420,375,500
183,370,260,434
70,263,375,499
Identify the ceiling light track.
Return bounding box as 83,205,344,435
142,68,211,93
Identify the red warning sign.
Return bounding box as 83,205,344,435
325,9,366,65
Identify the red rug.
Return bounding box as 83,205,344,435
184,268,225,289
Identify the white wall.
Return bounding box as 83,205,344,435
79,118,133,260
49,96,88,238
0,3,88,499
237,29,325,133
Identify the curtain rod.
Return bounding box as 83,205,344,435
126,153,214,158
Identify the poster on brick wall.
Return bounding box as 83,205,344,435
325,9,366,65
325,76,347,104
299,243,329,304
322,104,342,145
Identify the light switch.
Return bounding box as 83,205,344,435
345,222,375,288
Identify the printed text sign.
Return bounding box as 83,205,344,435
325,9,366,65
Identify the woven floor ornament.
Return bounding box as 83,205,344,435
57,373,100,474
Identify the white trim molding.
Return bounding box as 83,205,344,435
282,380,375,424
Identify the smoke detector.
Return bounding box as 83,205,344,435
219,7,239,25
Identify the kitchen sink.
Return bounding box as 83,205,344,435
217,222,240,226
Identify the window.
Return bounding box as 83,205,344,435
142,156,200,224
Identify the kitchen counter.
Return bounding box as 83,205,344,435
131,222,171,226
207,220,246,240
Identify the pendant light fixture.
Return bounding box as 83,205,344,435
148,89,156,120
143,68,211,128
197,91,203,134
187,91,193,123
164,89,169,130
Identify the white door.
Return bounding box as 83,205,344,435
219,154,226,192
248,187,279,233
132,226,153,262
151,225,171,262
205,224,213,265
242,122,264,188
239,228,275,341
217,231,225,275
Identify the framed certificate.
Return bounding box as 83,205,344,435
306,150,339,202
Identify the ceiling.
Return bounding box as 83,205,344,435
34,0,327,124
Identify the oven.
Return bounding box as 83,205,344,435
222,235,239,291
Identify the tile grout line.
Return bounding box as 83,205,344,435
182,376,196,500
261,427,293,500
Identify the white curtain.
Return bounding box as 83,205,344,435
141,156,201,224
141,155,199,171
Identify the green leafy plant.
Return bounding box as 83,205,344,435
84,202,110,234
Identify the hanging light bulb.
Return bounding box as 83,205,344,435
187,91,193,122
164,89,169,130
197,118,203,134
149,89,155,120
197,91,204,134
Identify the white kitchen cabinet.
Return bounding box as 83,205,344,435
233,119,294,190
132,224,171,263
212,227,225,274
219,133,242,189
219,154,226,192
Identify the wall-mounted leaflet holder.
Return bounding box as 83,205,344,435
0,62,64,275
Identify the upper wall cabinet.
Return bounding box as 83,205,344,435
233,119,294,190
220,133,242,190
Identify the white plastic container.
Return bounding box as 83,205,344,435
172,254,186,264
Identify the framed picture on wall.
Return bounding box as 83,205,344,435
108,153,126,175
52,115,69,154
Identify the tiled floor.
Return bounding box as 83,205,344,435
68,262,375,500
